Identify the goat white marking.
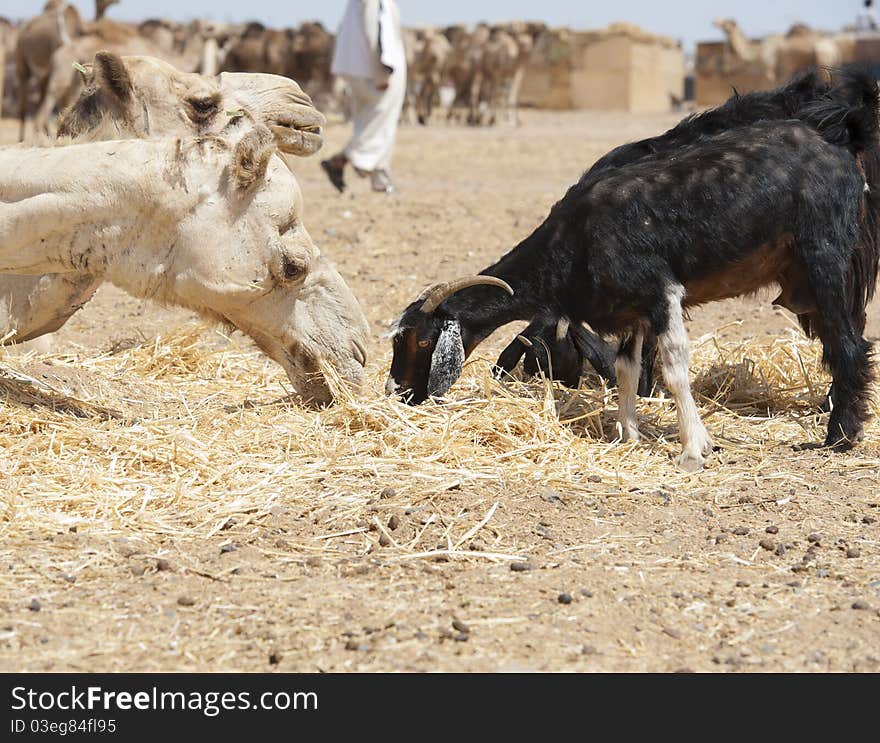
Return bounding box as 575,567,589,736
615,332,643,442
657,285,713,471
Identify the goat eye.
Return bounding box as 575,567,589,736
418,340,431,349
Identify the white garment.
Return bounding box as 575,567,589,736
856,9,879,31
343,71,406,173
331,0,406,83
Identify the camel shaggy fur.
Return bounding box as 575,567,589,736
57,53,325,156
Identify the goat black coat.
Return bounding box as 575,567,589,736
494,66,880,398
389,102,879,452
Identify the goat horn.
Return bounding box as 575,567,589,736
420,276,514,314
555,317,570,341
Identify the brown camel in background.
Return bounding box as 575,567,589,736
0,17,14,117
14,0,84,140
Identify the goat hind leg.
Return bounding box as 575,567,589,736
811,314,872,449
656,286,713,471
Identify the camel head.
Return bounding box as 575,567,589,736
713,19,740,35
58,53,325,157
171,122,368,405
95,0,121,20
219,71,325,156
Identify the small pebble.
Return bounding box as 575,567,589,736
735,580,749,588
220,543,238,554
177,596,196,607
510,561,533,572
759,539,775,551
765,525,779,534
452,618,470,634
775,544,787,557
156,558,171,572
380,487,396,499
344,639,359,651
558,592,573,605
808,533,821,544
453,633,469,642
847,547,861,559
131,564,146,577
268,651,282,665
28,599,41,612
862,516,876,525
305,556,321,567
732,527,750,536
852,600,870,611
61,573,76,584
387,514,400,531
581,644,598,655
587,475,602,483
378,533,391,547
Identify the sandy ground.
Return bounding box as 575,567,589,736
0,111,879,672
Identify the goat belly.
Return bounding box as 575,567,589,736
682,235,800,308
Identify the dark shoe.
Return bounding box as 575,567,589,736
321,159,346,193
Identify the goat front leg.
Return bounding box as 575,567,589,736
656,286,713,471
615,331,643,442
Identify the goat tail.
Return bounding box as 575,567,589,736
850,142,880,331
797,64,880,156
798,65,880,329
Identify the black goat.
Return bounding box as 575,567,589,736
387,82,879,470
494,66,880,400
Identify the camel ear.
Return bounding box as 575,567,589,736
93,51,132,104
231,126,275,192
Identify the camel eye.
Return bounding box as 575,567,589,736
418,340,431,349
187,95,221,122
190,97,216,112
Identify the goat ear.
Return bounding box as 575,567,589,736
427,319,465,398
93,51,132,104
231,126,274,192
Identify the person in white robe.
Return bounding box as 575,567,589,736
856,0,880,32
321,0,407,194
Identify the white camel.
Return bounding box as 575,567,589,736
0,120,369,405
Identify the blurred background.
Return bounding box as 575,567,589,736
2,1,877,129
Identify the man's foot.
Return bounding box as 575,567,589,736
370,169,395,194
321,158,346,193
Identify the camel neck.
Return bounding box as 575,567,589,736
0,140,189,276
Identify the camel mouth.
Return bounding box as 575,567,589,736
269,119,325,157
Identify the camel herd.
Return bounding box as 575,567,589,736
713,18,863,85
1,2,557,136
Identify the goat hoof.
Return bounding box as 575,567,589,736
675,451,705,473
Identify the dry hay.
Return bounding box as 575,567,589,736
0,322,877,574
